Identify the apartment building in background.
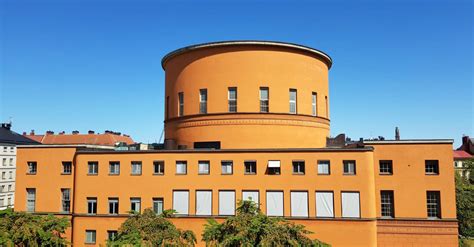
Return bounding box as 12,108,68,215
23,130,134,146
0,123,39,210
15,41,458,246
454,136,473,178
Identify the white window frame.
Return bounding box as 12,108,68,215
199,89,207,114
173,190,189,215
341,192,360,218
131,161,142,175
290,191,309,217
289,89,297,114
153,198,164,215
178,92,184,117
198,161,210,174
221,161,233,174
176,161,187,174
196,191,212,216
26,188,36,212
228,87,237,112
108,198,119,215
318,160,330,175
218,191,235,216
312,92,317,116
242,190,259,206
85,230,96,244
316,191,334,217
266,191,284,216
130,198,141,213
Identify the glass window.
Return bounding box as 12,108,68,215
176,161,187,174
316,192,334,217
62,162,72,174
312,92,317,116
427,191,441,218
341,192,360,218
9,158,13,166
109,161,120,175
244,161,257,175
26,188,36,212
27,162,37,174
221,161,233,174
199,89,207,114
178,92,184,117
379,160,393,175
88,162,98,175
266,191,284,216
2,158,5,166
292,161,305,174
1,172,5,179
109,198,119,215
153,198,164,215
153,161,164,175
198,161,210,174
289,89,297,114
130,198,141,213
425,160,439,175
290,191,308,217
317,160,330,175
242,191,259,205
343,160,356,175
267,160,281,175
196,191,212,216
61,189,71,213
381,191,394,218
131,161,142,175
219,191,235,216
260,87,269,113
173,191,189,215
87,198,97,214
85,230,96,244
228,87,237,112
107,231,118,241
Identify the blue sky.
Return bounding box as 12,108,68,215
1,0,472,147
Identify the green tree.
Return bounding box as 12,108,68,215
456,158,474,246
107,208,196,246
0,208,70,246
202,200,330,246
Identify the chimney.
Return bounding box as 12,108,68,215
1,123,11,130
72,130,79,135
395,127,400,140
22,132,27,135
462,136,469,145
30,130,35,135
59,131,65,135
88,130,95,135
46,130,54,135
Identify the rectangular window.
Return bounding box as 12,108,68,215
130,198,141,213
176,161,187,174
85,230,96,244
10,146,14,153
341,192,360,218
260,87,269,113
173,190,189,215
198,161,210,174
0,198,3,206
290,191,308,217
244,161,257,175
317,160,330,175
219,191,235,216
109,198,119,215
199,89,207,114
381,191,395,218
107,231,118,241
221,161,233,174
27,162,37,174
316,192,334,217
26,188,36,212
153,161,164,175
62,162,72,174
178,92,184,117
267,160,281,175
379,160,393,175
1,172,4,179
325,96,328,117
425,160,439,175
109,161,120,175
2,158,5,166
8,185,11,191
343,160,356,175
427,191,441,218
289,89,297,114
8,171,12,179
228,87,237,112
292,161,305,174
131,161,142,175
0,185,4,192
153,198,164,215
242,190,259,205
312,92,317,116
61,188,71,213
87,198,97,215
88,162,98,175
9,158,13,166
266,191,284,216
196,191,212,216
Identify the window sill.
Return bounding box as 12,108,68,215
425,173,440,176
87,174,98,176
198,173,210,175
292,173,305,175
109,174,120,176
26,173,37,175
379,173,393,176
130,174,142,176
61,173,72,175
343,174,356,176
175,173,187,175
221,173,233,175
244,173,257,175
153,173,165,176
318,173,331,176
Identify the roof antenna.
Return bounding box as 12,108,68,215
395,127,400,140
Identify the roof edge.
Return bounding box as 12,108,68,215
364,139,454,145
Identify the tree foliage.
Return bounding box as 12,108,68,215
0,208,70,246
202,200,330,246
107,208,196,246
456,158,474,243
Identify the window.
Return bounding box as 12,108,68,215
10,146,14,153
153,161,165,175
8,185,12,191
290,191,308,217
109,198,119,215
0,185,3,192
130,198,141,213
379,160,393,175
2,147,6,152
427,191,441,218
221,161,233,174
325,96,328,117
425,160,439,175
199,89,207,114
242,191,259,205
9,158,13,166
289,89,297,114
2,158,5,166
267,160,281,175
62,162,72,174
0,198,3,207
2,172,5,179
87,198,97,215
176,161,187,174
266,191,284,216
196,191,212,216
153,198,164,215
131,161,142,175
198,161,210,174
178,92,184,117
219,191,235,216
244,161,257,175
381,191,394,218
85,230,96,244
312,92,317,116
61,189,71,213
7,197,11,206
107,231,118,241
317,160,330,175
8,171,12,179
341,192,360,218
316,192,334,217
228,87,237,112
109,161,120,175
27,162,37,174
173,191,189,215
88,162,98,175
260,87,269,112
26,188,36,212
292,161,305,174
343,160,356,175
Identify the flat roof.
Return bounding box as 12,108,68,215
161,40,333,69
17,144,115,149
363,139,453,145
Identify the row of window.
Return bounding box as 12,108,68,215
85,230,117,244
26,160,441,176
0,184,13,192
26,189,441,219
0,197,13,207
172,88,329,118
1,146,15,153
1,171,14,180
2,158,14,166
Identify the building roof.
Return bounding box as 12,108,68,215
0,126,41,145
453,150,472,159
161,40,333,69
363,139,454,145
24,132,134,146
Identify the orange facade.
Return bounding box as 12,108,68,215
14,41,458,246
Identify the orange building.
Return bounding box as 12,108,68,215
15,41,458,247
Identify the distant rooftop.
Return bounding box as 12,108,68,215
0,123,40,145
453,150,472,159
23,130,134,146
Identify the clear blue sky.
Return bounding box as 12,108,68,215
1,0,472,147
